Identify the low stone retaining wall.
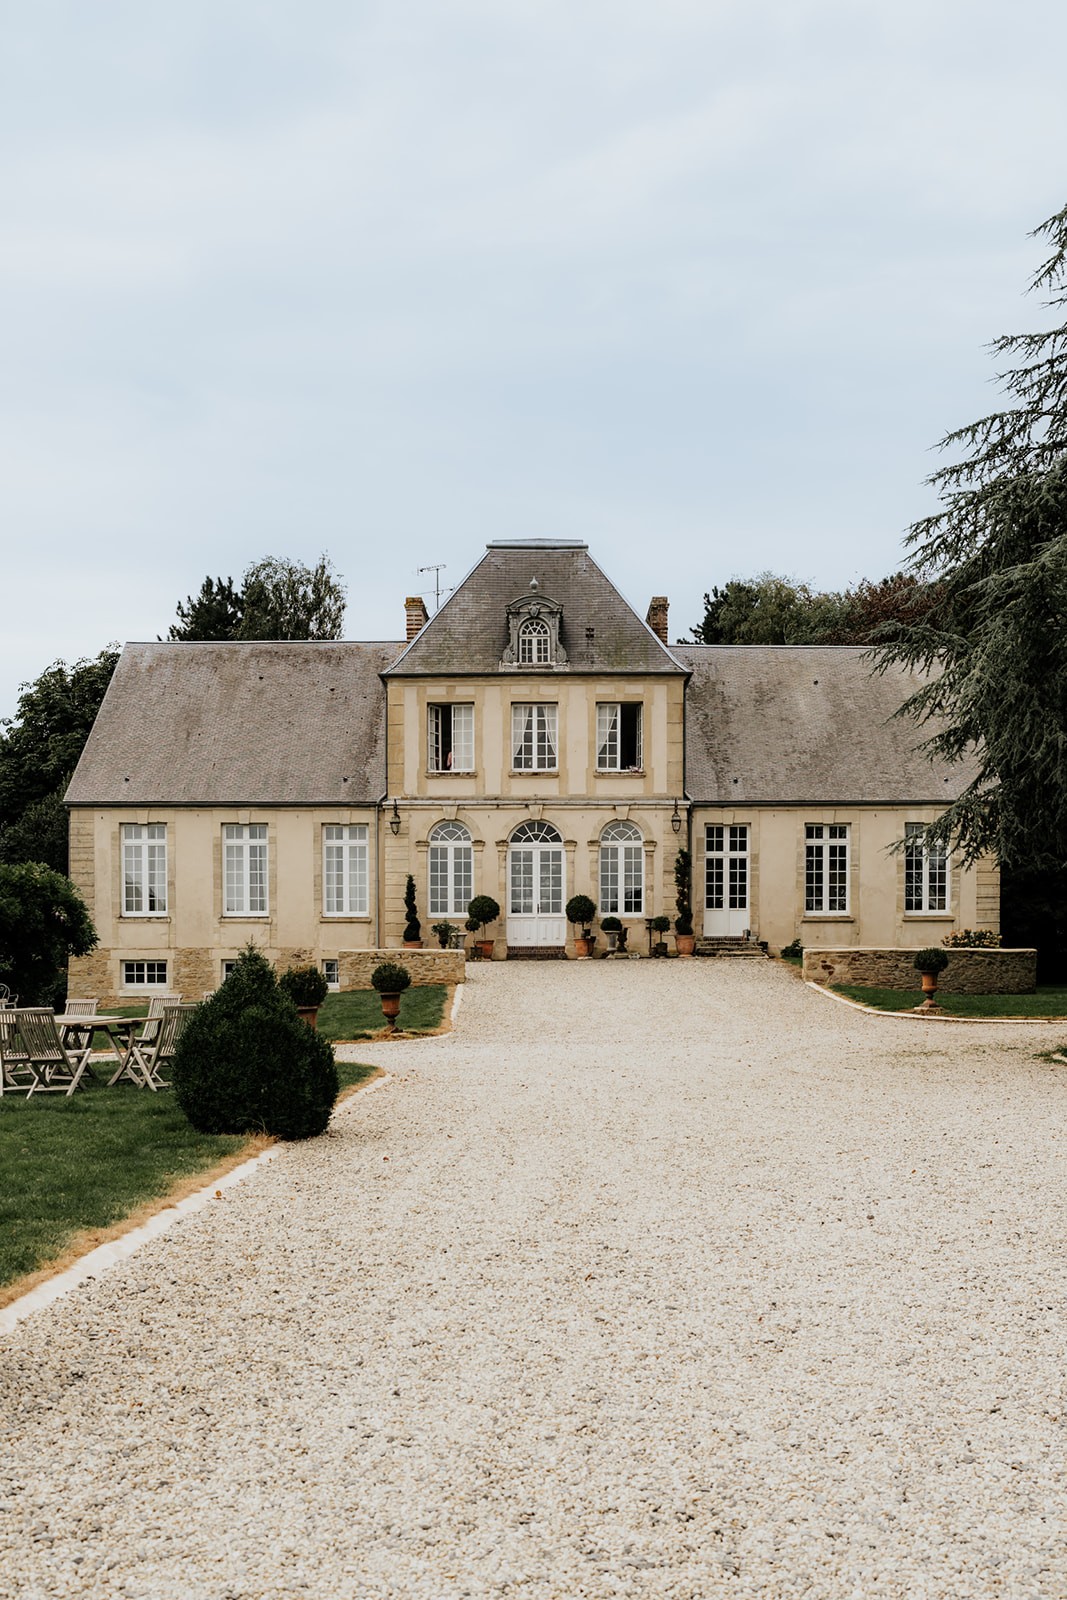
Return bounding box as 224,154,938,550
803,946,1037,994
338,948,465,990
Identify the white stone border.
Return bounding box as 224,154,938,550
806,979,1067,1026
451,982,465,1026
0,1071,394,1335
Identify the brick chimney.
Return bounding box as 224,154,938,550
645,596,669,645
405,596,429,641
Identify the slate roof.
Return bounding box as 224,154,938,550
387,541,685,677
674,645,977,805
65,641,399,806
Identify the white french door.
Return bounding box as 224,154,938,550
507,821,566,946
704,824,749,936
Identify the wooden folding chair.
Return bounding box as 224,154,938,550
0,1011,36,1094
116,1002,196,1091
61,997,99,1059
15,1009,94,1097
137,993,184,1049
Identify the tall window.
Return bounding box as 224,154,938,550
599,821,644,915
428,704,474,771
428,821,473,917
805,824,849,913
511,703,558,770
905,823,948,912
324,825,369,916
223,824,268,915
518,617,551,664
596,703,643,770
705,825,748,911
122,823,167,915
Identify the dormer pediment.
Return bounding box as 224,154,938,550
501,579,568,668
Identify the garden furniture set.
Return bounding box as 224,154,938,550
0,998,197,1097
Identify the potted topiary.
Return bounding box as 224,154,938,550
464,915,482,958
402,875,422,948
371,959,412,1031
673,847,696,957
278,963,329,1028
467,895,500,960
651,914,671,956
566,893,597,958
600,915,622,953
431,920,459,950
914,946,949,1010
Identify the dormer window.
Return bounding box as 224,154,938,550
518,617,551,664
502,579,568,668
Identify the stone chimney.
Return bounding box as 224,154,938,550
645,596,669,645
405,596,429,641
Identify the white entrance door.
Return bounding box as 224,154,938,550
703,824,749,936
507,821,566,946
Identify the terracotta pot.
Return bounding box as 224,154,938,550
403,939,423,950
476,939,494,960
675,934,696,958
920,971,938,996
379,992,402,1028
574,937,591,959
295,1006,320,1028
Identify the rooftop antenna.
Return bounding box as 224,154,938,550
417,563,449,612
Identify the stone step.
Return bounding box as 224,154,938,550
506,947,568,961
694,939,767,958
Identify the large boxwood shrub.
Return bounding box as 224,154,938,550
173,946,339,1140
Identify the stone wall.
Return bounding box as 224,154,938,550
338,948,465,990
803,946,1037,994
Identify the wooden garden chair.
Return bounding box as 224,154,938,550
0,1011,36,1094
13,1009,94,1097
113,1001,196,1091
61,997,99,1059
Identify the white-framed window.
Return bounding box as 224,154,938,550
223,824,268,915
323,825,369,916
596,703,643,771
122,960,168,988
221,959,238,981
705,824,749,911
428,704,474,772
322,959,340,990
599,820,644,915
518,617,551,664
428,821,473,917
511,703,558,770
122,823,167,915
805,824,849,913
905,823,948,912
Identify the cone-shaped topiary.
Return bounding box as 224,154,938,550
172,945,339,1140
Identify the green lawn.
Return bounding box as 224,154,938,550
832,984,1067,1019
317,984,447,1040
0,1061,377,1294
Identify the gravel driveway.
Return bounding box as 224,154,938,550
2,961,1066,1600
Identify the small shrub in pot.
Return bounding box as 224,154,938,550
371,961,412,994
914,947,949,976
402,875,421,945
278,964,329,1008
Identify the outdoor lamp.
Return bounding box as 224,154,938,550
671,799,682,833
389,799,401,836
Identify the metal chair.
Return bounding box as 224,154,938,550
10,1009,94,1097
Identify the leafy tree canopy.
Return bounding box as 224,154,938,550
0,861,98,1006
168,555,346,641
689,571,936,646
875,203,1067,870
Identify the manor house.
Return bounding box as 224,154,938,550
65,540,994,999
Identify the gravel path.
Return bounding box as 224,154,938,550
2,961,1067,1600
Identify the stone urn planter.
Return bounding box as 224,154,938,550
913,946,949,1012
371,960,411,1033
278,964,329,1029
674,932,696,958
601,916,621,953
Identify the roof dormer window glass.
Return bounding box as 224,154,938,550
518,617,551,664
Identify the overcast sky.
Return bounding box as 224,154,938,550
2,0,1065,720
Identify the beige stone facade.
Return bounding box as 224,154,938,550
65,539,998,996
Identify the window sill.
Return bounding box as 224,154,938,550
320,915,371,923
903,912,953,919
595,769,646,778
510,769,559,777
802,914,854,922
120,914,170,922
222,914,271,921
425,770,478,778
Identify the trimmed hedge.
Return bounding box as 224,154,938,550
172,947,339,1140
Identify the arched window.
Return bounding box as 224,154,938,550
509,820,562,845
599,820,643,915
428,821,473,917
518,617,551,664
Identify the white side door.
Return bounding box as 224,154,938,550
703,824,749,936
